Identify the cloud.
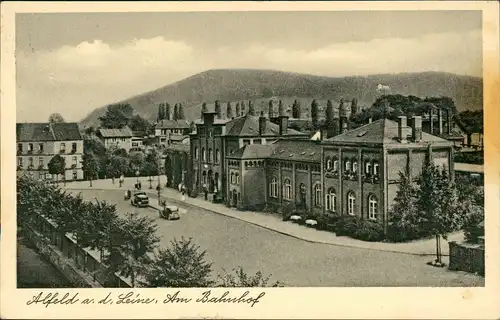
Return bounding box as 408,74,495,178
16,30,482,122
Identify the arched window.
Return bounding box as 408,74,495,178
345,159,351,172
202,147,206,162
352,159,358,173
269,177,278,198
326,188,336,212
235,173,239,184
373,161,379,176
202,171,207,185
326,157,332,170
194,147,199,160
314,184,322,207
230,172,235,184
215,149,220,163
283,178,292,200
208,148,213,162
347,191,356,215
365,160,372,175
333,158,338,172
368,195,378,220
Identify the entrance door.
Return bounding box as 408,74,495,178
299,183,307,208
232,190,238,207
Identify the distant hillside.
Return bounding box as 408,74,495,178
80,69,483,127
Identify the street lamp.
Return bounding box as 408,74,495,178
135,170,140,184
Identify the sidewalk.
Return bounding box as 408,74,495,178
64,177,464,256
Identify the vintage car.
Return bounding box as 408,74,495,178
159,205,180,220
131,192,149,207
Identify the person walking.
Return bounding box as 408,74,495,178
203,183,208,201
181,186,186,201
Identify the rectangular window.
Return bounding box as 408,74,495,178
243,139,251,146
28,143,34,152
17,143,23,153
60,143,66,153
38,157,44,168
71,143,77,153
373,163,379,176
39,143,44,153
72,156,77,166
39,172,45,180
253,139,262,144
73,170,78,180
29,157,34,167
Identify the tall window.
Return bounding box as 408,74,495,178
60,143,66,153
352,160,358,173
345,159,351,172
347,191,356,215
38,157,44,168
235,173,239,184
368,195,378,220
202,148,206,162
283,179,292,200
230,172,235,184
208,148,213,162
29,157,34,167
215,149,220,163
17,143,22,153
326,157,332,170
28,143,34,152
202,171,207,185
39,143,44,153
373,162,379,176
314,184,322,207
71,143,77,153
365,161,372,175
73,156,78,166
333,159,338,172
194,147,199,160
326,188,336,212
269,177,278,198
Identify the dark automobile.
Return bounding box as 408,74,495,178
131,192,149,207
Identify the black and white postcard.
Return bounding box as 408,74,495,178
1,1,499,319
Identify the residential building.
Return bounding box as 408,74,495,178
97,126,133,152
154,120,191,147
131,131,147,152
16,122,84,181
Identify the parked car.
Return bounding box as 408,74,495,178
159,205,180,220
131,192,149,207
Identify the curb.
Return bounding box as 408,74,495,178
66,187,450,257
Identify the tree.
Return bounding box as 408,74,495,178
129,151,146,176
144,150,162,188
311,99,319,129
214,100,222,119
84,126,96,136
325,100,335,126
177,103,185,120
106,153,129,184
99,103,134,129
48,113,65,124
268,100,274,117
226,102,233,119
235,102,240,117
217,266,284,287
416,162,463,266
351,98,358,117
129,115,151,134
48,154,66,185
292,100,301,118
144,237,213,287
240,101,246,114
173,104,179,121
82,153,100,187
201,102,208,118
104,212,160,287
158,103,166,121
278,100,284,116
248,100,256,116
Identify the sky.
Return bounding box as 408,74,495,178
16,11,483,122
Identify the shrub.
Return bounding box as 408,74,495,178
462,205,484,243
334,216,360,236
334,215,384,242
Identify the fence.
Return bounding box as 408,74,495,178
448,241,485,276
23,214,131,288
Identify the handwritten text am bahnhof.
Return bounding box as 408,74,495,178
26,290,266,308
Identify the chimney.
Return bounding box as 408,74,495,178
279,114,288,136
398,116,407,143
368,118,373,124
412,116,422,142
438,108,443,135
259,111,267,136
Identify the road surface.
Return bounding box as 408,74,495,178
70,189,484,287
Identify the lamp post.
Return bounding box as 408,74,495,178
135,170,139,184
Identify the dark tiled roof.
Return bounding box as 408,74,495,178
98,126,133,138
156,119,190,129
268,139,322,162
16,122,82,142
227,144,276,159
326,119,451,146
225,114,305,137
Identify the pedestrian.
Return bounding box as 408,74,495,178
138,181,142,190
178,182,182,192
181,188,186,201
203,184,208,201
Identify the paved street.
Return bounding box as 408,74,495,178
70,188,484,287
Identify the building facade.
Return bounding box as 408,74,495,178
16,122,84,181
154,120,191,147
97,126,133,152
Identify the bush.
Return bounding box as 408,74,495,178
334,215,384,242
315,214,338,231
462,205,484,243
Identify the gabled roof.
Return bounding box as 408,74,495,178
17,122,82,142
326,119,451,146
226,144,276,160
156,119,190,129
268,139,322,162
225,114,305,137
98,126,133,138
